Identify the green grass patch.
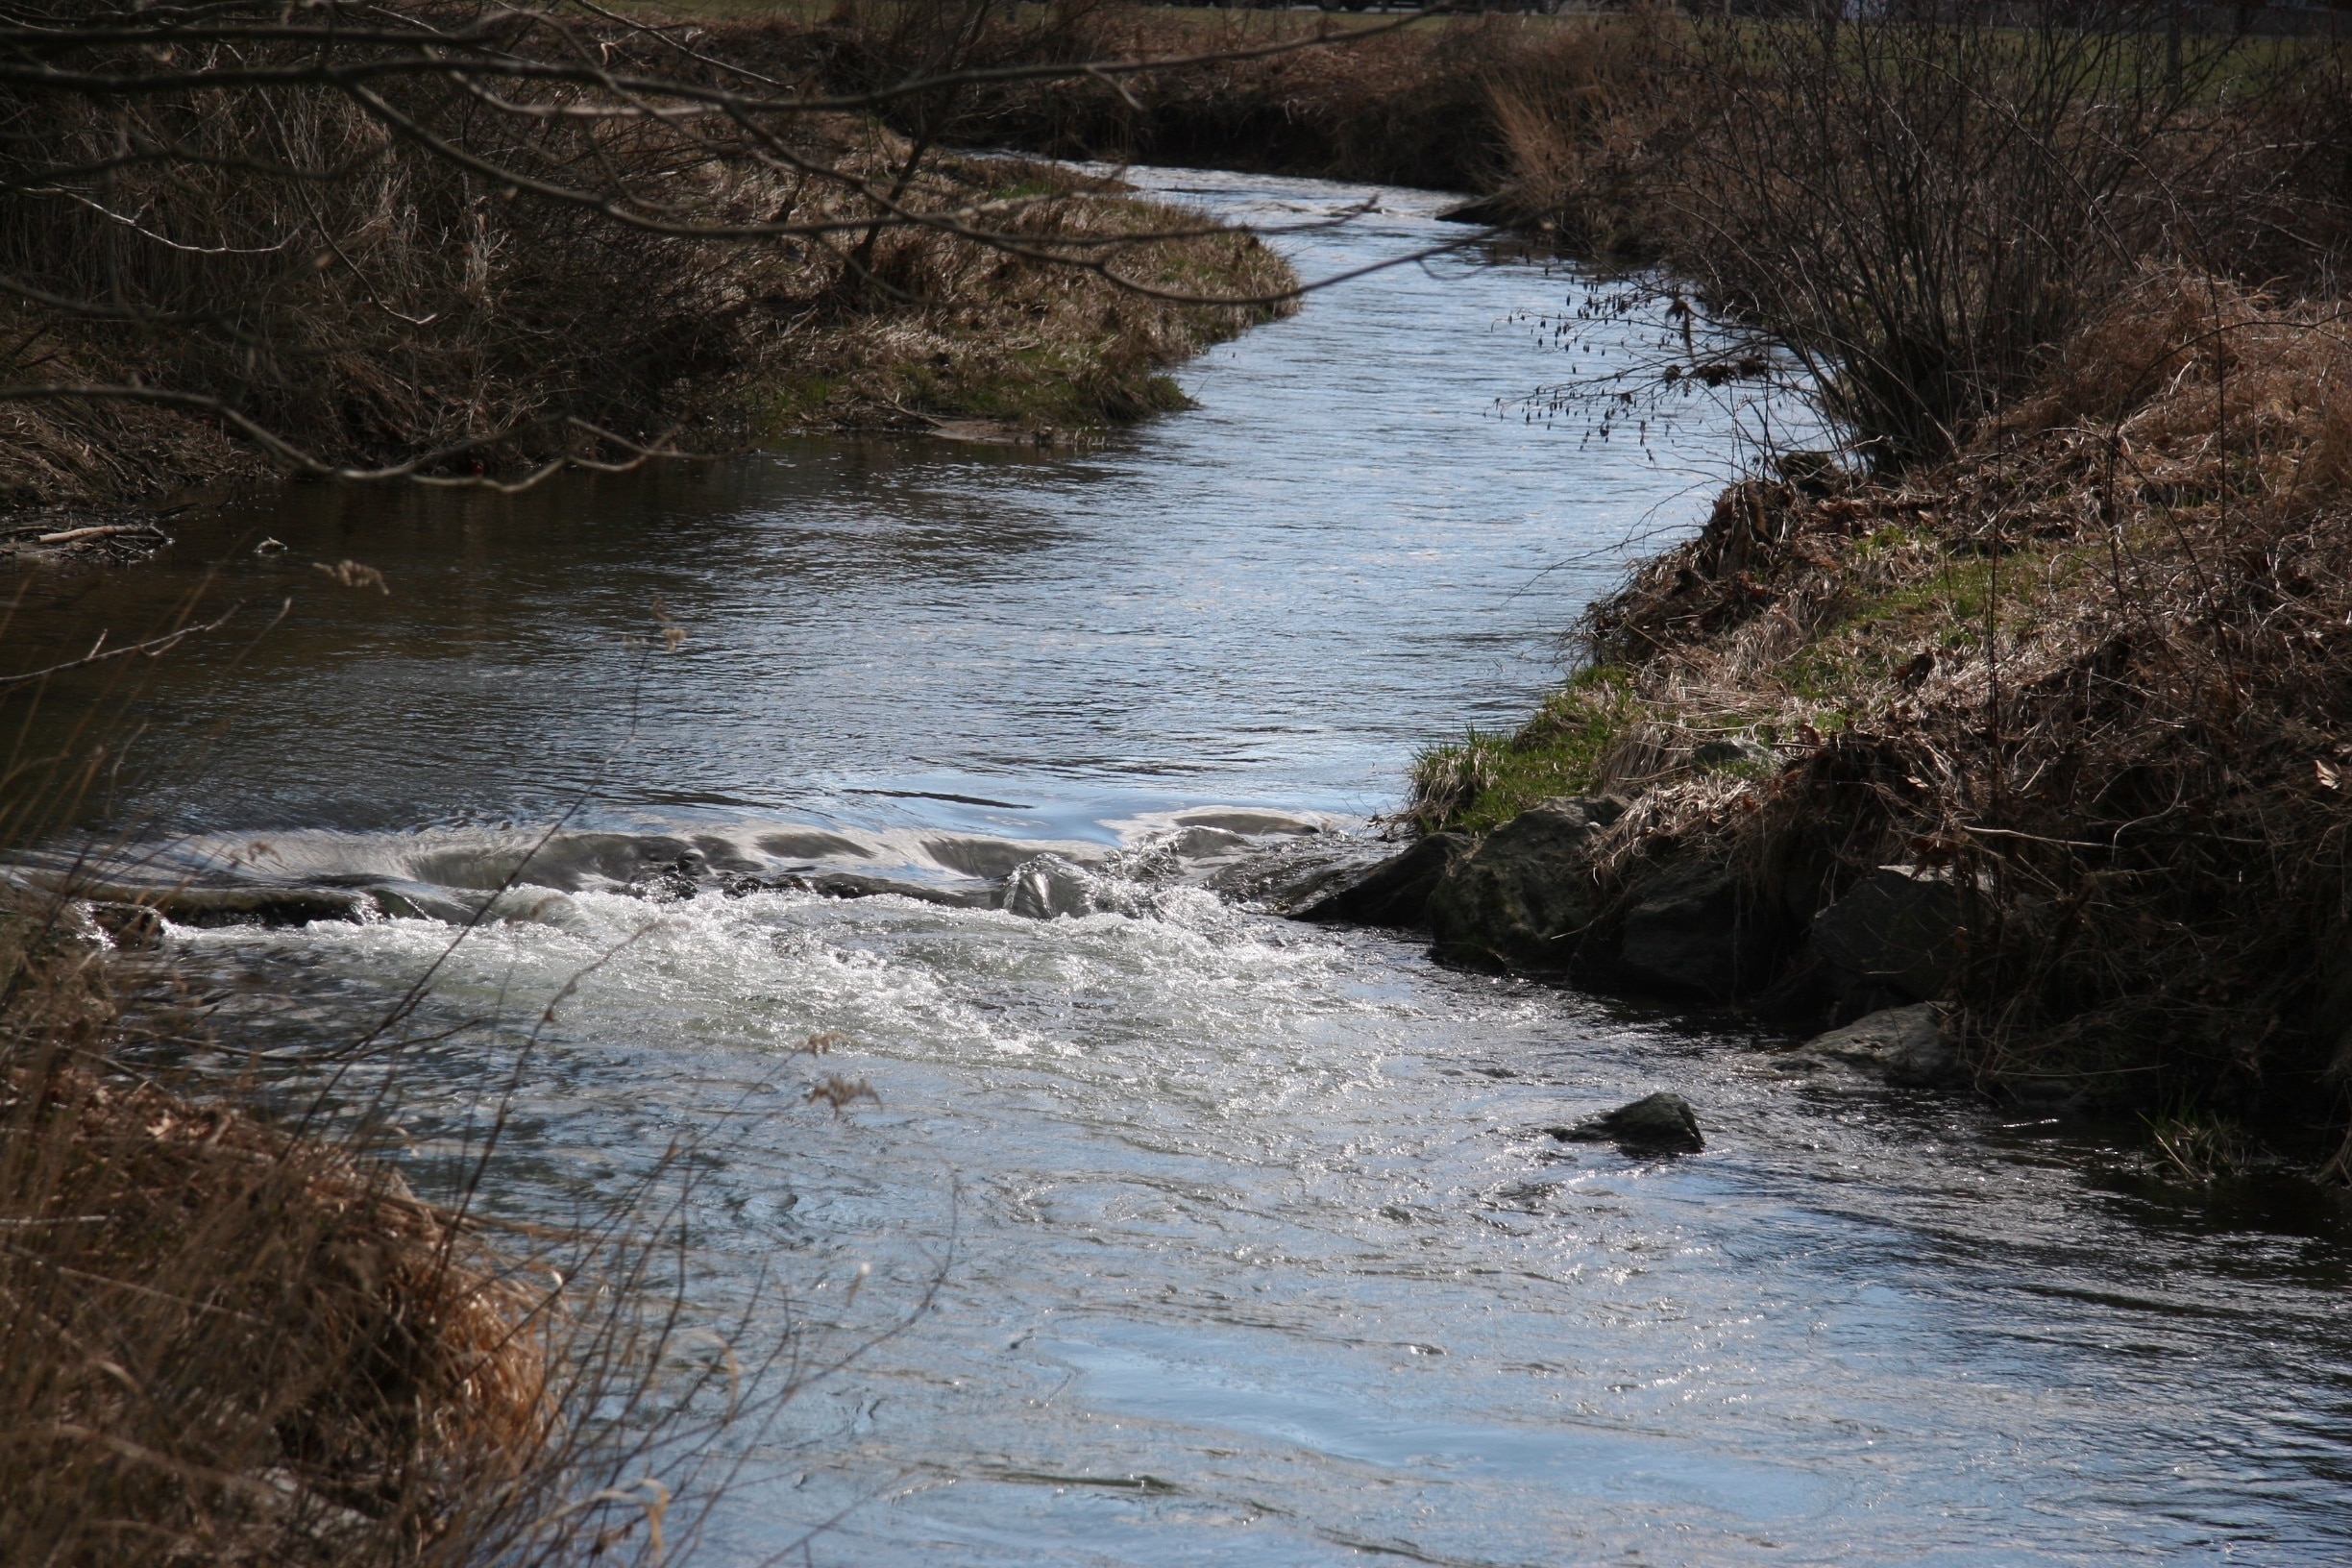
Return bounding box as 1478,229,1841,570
1410,666,1636,835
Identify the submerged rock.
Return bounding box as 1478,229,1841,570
754,828,875,862
1800,1002,1960,1086
1162,824,1257,861
627,851,705,902
1001,854,1100,919
802,872,999,910
478,887,585,928
1169,808,1324,838
1426,796,1624,970
1295,832,1472,930
921,835,1062,880
368,882,584,928
85,900,165,949
95,884,377,928
1550,1091,1705,1155
1205,834,1394,914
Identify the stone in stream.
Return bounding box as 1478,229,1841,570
89,883,378,928
799,872,1000,910
85,900,165,949
1549,1091,1705,1156
1425,796,1625,970
1795,1003,1961,1087
367,882,585,928
1001,853,1100,919
1205,834,1395,914
1294,831,1473,930
628,851,706,903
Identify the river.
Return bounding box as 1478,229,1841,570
8,168,2352,1565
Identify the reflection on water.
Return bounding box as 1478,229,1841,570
10,168,2352,1564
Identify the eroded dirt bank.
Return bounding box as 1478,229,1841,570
1308,273,2352,1178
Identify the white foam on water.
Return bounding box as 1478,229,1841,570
161,874,2352,1566
62,156,2352,1564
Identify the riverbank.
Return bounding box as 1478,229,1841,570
1123,6,2352,1169
1365,267,2352,1172
0,7,1292,552
0,890,566,1565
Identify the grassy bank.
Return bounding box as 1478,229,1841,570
1386,6,2352,1162
0,6,1294,529
1414,299,2352,1151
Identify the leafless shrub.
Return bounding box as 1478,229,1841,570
1486,3,2352,466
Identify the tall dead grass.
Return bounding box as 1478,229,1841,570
1533,269,2352,1141
0,668,800,1567
0,862,799,1567
0,3,1290,509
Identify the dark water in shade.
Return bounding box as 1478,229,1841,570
8,168,2352,1565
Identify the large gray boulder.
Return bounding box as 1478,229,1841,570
1798,1003,1960,1086
1425,796,1623,970
1616,854,1777,998
1807,864,1967,1001
1295,832,1472,930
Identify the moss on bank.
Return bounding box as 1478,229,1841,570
1410,667,1638,836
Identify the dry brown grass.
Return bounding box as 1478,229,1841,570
0,893,552,1566
0,867,776,1567
749,157,1292,437
1424,271,2352,1146
0,5,1292,511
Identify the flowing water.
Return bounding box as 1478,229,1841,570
9,169,2352,1565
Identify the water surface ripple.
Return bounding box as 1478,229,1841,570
11,169,2350,1564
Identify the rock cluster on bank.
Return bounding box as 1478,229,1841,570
1293,794,1975,1089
